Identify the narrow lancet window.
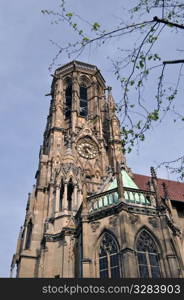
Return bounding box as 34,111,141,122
59,180,64,211
25,220,33,250
65,82,72,118
67,179,74,211
79,85,88,117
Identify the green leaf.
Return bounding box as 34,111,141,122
127,147,132,153
130,80,135,86
92,22,100,31
138,80,142,87
139,60,144,68
66,12,73,17
82,37,89,42
139,134,145,141
148,110,159,121
144,69,149,75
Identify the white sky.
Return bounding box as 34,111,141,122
0,0,184,277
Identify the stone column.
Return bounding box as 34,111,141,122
166,254,181,278
116,162,124,201
62,233,75,278
121,248,138,277
81,208,91,277
77,189,82,209
119,210,139,277
48,183,55,217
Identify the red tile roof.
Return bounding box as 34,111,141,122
133,173,184,203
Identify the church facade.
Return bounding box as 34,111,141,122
12,60,184,278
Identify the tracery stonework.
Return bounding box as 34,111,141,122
12,61,184,278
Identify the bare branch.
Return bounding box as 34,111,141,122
153,16,184,29
163,59,184,64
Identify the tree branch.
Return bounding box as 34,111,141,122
163,59,184,64
84,20,154,46
153,16,184,29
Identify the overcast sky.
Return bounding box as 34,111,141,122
0,0,183,277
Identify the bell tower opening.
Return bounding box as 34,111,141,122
79,85,88,117
65,78,72,119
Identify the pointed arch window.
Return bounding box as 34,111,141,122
99,232,121,278
65,81,72,118
80,85,88,117
25,220,33,250
67,178,74,211
136,230,161,278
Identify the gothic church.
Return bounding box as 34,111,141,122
12,61,184,278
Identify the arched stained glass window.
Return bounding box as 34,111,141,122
99,232,121,278
79,85,88,117
136,230,161,278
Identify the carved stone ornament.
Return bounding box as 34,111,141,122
165,215,181,237
109,215,118,227
90,221,100,232
148,216,159,228
129,214,139,224
59,163,80,177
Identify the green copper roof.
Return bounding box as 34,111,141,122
107,169,139,190
89,169,151,213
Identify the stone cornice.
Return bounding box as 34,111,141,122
88,201,157,222
44,227,75,242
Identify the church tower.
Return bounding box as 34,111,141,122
12,61,184,278
13,61,125,277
